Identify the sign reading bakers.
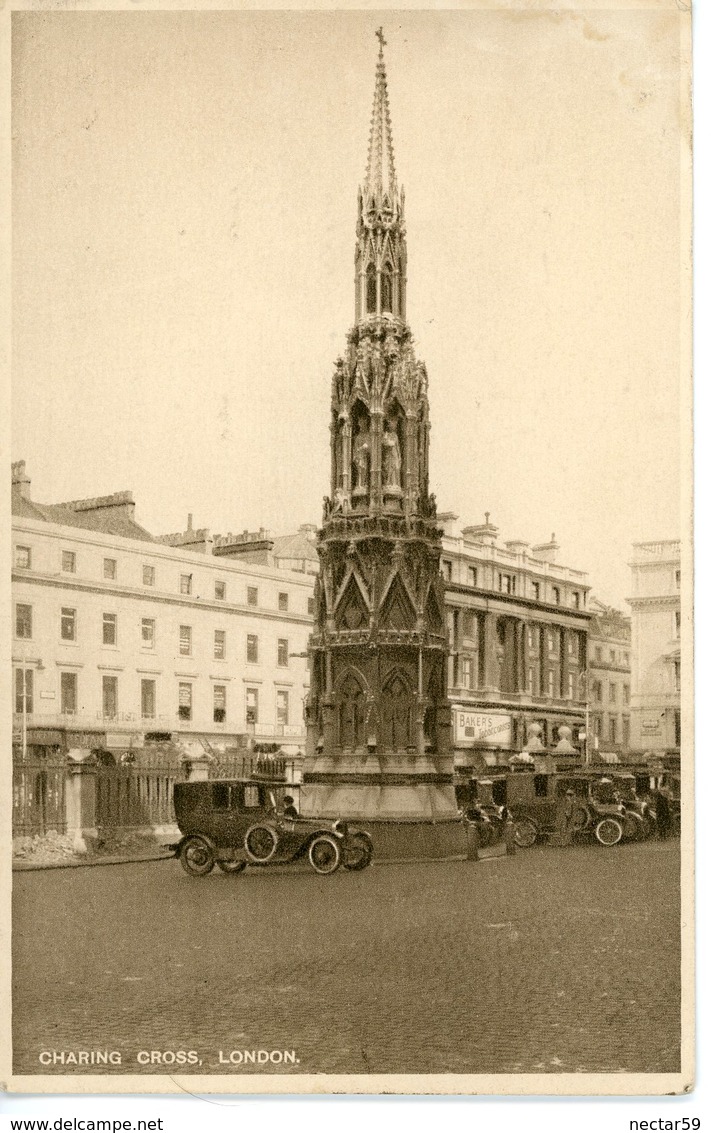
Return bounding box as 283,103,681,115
454,709,512,747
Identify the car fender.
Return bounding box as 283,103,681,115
172,832,219,858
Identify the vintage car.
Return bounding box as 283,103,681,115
506,770,633,848
168,778,374,877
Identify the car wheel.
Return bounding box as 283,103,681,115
570,806,590,832
594,816,624,846
308,834,342,875
343,833,373,872
217,860,247,874
179,836,215,877
244,824,279,863
513,818,538,849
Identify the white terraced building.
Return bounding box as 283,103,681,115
11,460,317,765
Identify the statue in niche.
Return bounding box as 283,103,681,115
334,417,345,488
382,420,402,491
353,425,370,491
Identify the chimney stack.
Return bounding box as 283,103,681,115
11,460,31,501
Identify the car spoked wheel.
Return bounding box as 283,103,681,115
244,824,278,864
179,836,215,877
217,860,247,874
308,834,342,875
570,806,590,833
594,816,624,846
513,818,538,849
342,833,374,872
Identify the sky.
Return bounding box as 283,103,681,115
11,7,688,609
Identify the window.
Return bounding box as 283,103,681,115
527,667,534,692
623,683,631,705
143,565,155,587
15,603,32,639
15,545,31,569
461,657,473,689
547,670,554,697
277,638,289,667
307,597,316,615
141,679,156,719
178,682,192,721
102,613,117,646
499,573,514,594
246,687,258,725
527,627,535,649
15,668,34,715
609,683,617,704
276,689,289,726
215,580,226,601
442,561,452,582
103,558,117,580
547,629,555,653
609,717,617,744
622,718,630,747
102,675,118,719
247,586,258,606
180,574,192,596
592,679,603,703
141,618,155,648
568,633,576,656
468,566,478,587
567,673,575,699
610,649,616,664
213,684,226,723
214,630,226,660
60,672,77,715
247,634,259,663
675,569,681,589
532,581,540,601
572,591,580,608
552,586,560,605
674,610,681,638
62,550,76,573
674,662,681,693
61,607,76,641
278,592,289,612
595,646,602,662
179,625,192,656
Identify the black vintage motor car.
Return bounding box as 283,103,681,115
168,777,374,877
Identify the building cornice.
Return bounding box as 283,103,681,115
444,584,592,623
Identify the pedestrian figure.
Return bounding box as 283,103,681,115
654,787,672,840
555,788,576,846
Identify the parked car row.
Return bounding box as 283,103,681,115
456,768,681,850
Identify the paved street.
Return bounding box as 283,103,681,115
13,841,681,1076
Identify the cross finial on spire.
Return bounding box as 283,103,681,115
376,27,386,55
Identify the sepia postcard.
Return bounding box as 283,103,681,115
2,0,693,1098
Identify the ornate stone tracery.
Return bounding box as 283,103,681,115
300,37,464,856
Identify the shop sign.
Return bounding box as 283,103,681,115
105,732,145,749
65,730,105,748
641,717,663,736
454,709,512,747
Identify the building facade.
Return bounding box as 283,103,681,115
586,598,632,758
439,514,591,772
627,540,681,756
11,462,313,764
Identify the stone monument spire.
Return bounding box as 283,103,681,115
300,35,465,860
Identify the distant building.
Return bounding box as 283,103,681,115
627,540,681,757
586,598,632,758
11,461,314,763
439,513,591,772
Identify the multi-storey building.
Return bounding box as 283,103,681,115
586,598,632,757
11,461,314,763
627,540,682,757
439,513,591,772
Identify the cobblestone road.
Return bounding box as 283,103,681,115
12,841,681,1076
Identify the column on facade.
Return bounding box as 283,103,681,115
515,619,527,694
481,611,499,692
560,627,570,700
